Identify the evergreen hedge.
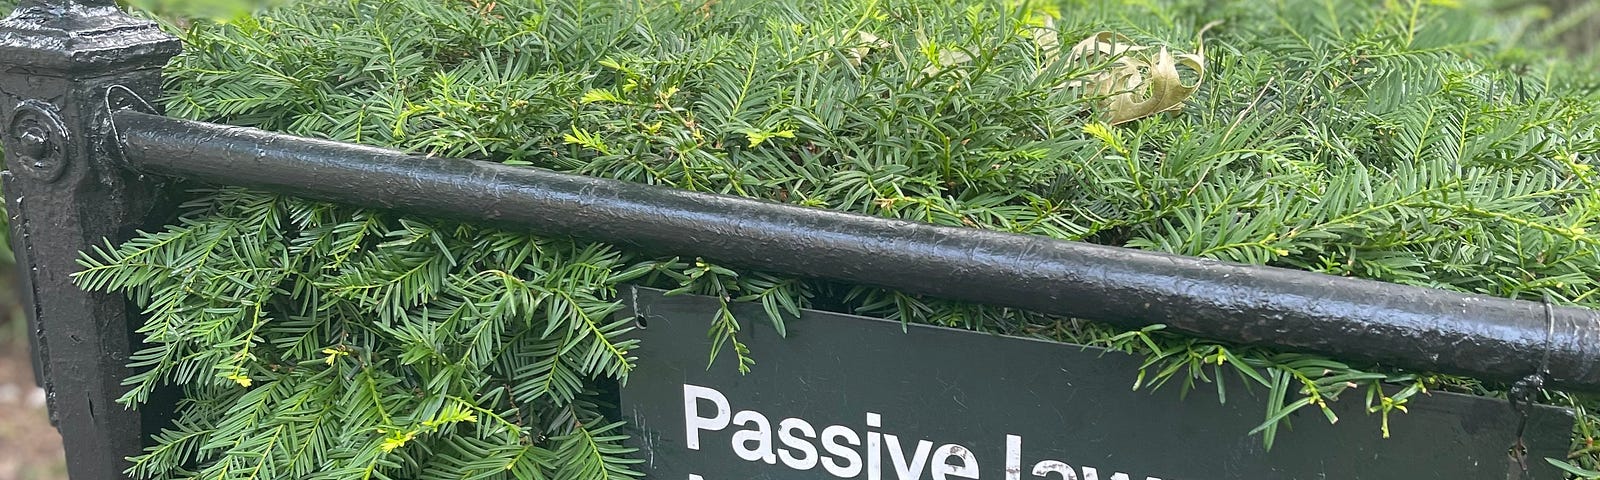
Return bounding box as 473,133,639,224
69,0,1600,477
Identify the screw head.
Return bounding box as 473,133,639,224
17,127,49,166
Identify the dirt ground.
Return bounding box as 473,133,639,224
0,330,66,480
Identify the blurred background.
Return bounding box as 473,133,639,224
0,0,1592,479
0,272,64,480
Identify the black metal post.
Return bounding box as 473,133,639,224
113,110,1600,391
0,1,179,477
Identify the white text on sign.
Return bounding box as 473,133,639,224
683,384,1169,480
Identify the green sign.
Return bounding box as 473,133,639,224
618,287,1571,479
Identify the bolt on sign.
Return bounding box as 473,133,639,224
616,287,1572,480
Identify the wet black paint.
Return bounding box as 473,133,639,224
116,110,1600,390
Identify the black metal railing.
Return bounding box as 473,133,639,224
2,1,1596,478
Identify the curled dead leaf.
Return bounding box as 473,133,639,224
1058,25,1215,125
1069,31,1151,62
1102,45,1205,125
921,47,975,77
841,30,891,66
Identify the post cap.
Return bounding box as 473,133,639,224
0,1,180,77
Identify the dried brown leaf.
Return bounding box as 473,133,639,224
1060,27,1212,125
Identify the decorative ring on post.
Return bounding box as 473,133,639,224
8,100,69,183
